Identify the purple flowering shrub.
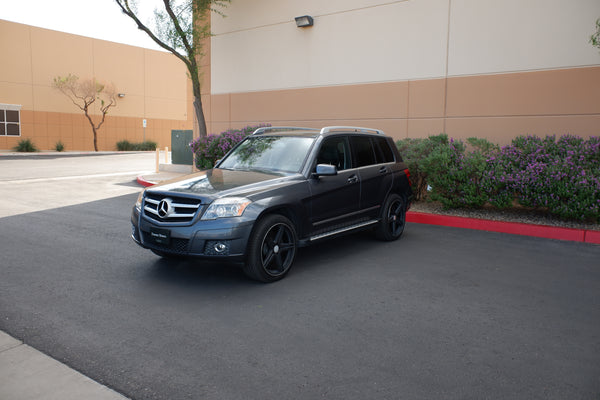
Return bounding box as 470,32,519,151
190,124,271,169
398,134,600,222
483,135,600,221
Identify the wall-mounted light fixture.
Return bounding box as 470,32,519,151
118,93,126,98
295,15,314,28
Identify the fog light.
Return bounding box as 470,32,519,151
205,240,231,256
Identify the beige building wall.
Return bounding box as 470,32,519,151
0,19,192,151
207,0,600,144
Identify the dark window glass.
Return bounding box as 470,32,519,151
374,137,395,163
7,123,20,135
351,136,376,167
0,111,5,122
316,137,351,170
6,110,19,123
0,124,5,135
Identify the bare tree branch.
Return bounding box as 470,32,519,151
114,0,230,138
53,74,118,151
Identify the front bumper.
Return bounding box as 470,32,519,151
131,207,254,261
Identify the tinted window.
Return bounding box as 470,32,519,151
0,107,21,137
350,136,376,167
6,110,19,123
316,137,351,170
374,137,395,163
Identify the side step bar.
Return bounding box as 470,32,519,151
308,219,379,242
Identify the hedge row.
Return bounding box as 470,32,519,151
116,140,157,151
397,134,600,222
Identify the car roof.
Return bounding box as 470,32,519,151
252,126,387,138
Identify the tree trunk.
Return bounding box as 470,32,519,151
92,128,98,152
194,95,207,139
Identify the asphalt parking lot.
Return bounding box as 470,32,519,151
1,153,599,400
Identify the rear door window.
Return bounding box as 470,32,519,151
350,136,377,167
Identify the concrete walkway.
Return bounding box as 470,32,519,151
0,331,129,400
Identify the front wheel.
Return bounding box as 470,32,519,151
244,214,298,282
375,194,406,241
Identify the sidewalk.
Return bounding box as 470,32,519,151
0,331,128,400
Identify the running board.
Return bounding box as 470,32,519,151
309,219,379,242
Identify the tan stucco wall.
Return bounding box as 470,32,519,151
204,67,600,144
0,19,192,151
205,0,600,144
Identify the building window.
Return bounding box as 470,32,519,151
0,104,22,136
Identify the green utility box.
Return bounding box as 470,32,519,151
171,130,193,165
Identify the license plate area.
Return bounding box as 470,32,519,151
149,227,171,245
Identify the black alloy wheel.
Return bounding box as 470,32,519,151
244,214,297,282
375,194,406,241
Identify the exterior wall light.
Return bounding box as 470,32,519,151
118,93,126,98
295,15,314,28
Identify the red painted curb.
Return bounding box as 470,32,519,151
584,229,600,245
407,211,598,244
136,176,155,187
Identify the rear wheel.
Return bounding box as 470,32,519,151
244,214,297,282
375,194,406,241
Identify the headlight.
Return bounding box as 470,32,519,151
135,191,144,211
202,197,251,220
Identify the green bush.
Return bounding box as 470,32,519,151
396,134,449,201
55,141,65,152
117,140,157,151
421,138,489,208
397,133,600,222
13,138,38,152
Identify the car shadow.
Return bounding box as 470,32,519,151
142,230,398,287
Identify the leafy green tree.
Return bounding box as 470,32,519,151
114,0,230,138
591,18,600,49
53,74,117,151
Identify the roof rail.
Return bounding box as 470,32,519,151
252,126,319,135
320,126,385,135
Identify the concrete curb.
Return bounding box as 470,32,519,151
406,211,600,245
137,175,600,245
136,176,156,187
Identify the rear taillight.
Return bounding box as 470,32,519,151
403,168,412,186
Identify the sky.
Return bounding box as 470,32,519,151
1,0,165,50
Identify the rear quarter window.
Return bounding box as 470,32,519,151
374,137,395,163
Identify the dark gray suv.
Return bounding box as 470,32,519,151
131,126,412,282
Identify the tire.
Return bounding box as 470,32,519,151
244,214,297,282
375,194,406,241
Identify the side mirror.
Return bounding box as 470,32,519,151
313,164,338,177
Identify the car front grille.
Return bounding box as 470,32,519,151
143,193,202,223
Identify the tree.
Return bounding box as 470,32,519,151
591,18,600,50
114,0,230,138
53,74,117,152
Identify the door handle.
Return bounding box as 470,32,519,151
347,175,359,184
379,166,388,174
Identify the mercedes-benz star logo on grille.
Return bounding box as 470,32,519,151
157,198,173,218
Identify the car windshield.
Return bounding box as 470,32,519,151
219,136,314,173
